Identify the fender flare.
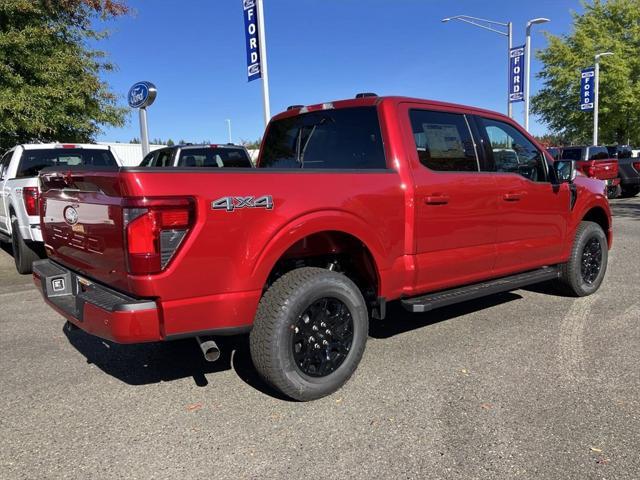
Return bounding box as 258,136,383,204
250,209,389,289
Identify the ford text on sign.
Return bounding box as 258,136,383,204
580,67,595,111
509,46,525,103
243,0,261,82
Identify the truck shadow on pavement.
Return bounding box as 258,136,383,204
63,291,522,399
609,199,640,220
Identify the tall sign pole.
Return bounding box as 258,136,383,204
524,18,550,131
243,0,271,127
593,52,613,145
256,0,271,126
128,81,157,157
507,22,513,118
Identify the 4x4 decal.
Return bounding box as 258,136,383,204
211,195,274,212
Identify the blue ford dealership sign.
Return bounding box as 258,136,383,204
243,0,261,82
580,67,595,111
128,81,157,109
509,45,525,103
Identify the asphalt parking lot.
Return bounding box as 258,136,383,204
1,197,638,480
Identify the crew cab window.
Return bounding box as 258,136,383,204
154,150,173,167
140,151,156,167
16,149,118,178
479,118,547,182
409,110,478,172
178,148,252,168
259,107,386,169
588,147,609,160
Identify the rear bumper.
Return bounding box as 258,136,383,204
33,259,161,343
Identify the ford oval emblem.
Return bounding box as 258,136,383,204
64,206,79,226
128,81,157,109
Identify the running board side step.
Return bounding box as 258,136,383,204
401,266,560,313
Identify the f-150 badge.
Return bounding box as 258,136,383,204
212,195,274,212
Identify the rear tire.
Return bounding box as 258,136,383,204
620,185,639,198
250,267,368,401
11,216,40,275
557,221,608,297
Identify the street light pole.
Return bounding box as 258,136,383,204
593,52,613,145
225,119,232,144
524,18,550,131
442,15,513,118
256,0,271,127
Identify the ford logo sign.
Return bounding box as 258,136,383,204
63,206,79,226
128,81,157,109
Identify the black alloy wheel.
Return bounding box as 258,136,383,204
581,237,602,285
292,297,354,377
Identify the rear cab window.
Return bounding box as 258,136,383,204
588,146,610,161
17,148,117,178
259,107,387,169
178,147,252,168
561,148,584,161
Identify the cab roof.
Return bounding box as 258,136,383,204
272,95,510,122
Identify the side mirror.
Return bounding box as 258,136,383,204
554,160,576,183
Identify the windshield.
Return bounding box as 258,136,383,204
17,148,117,178
259,107,386,169
177,147,252,168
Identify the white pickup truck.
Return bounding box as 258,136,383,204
0,143,119,273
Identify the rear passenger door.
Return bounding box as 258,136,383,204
473,115,569,274
401,105,498,293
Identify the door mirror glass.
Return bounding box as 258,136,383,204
554,160,576,183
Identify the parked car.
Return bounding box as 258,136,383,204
139,144,253,168
559,145,620,198
0,143,119,273
606,145,640,197
33,95,611,401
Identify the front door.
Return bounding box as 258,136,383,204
473,115,569,274
400,105,498,294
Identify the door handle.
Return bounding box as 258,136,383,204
425,194,450,205
503,192,523,202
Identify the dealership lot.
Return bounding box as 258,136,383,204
0,197,638,479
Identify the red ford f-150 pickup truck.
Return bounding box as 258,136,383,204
33,95,612,401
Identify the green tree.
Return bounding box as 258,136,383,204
0,0,130,150
166,138,175,146
532,0,640,145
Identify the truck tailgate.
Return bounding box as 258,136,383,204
582,159,618,180
40,169,130,289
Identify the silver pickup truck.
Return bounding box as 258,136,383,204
0,143,119,273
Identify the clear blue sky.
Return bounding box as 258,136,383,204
96,0,584,144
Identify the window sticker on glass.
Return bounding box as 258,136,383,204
422,124,466,159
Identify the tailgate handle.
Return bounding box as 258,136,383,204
425,194,450,205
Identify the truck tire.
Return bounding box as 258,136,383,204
606,184,621,199
620,185,639,198
11,216,40,275
250,267,369,401
557,221,608,297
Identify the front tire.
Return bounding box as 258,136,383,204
557,221,608,297
11,216,40,275
250,267,369,401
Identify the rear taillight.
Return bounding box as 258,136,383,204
123,198,195,275
22,187,39,216
633,161,640,171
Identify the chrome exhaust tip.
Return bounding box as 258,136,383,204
196,336,220,362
